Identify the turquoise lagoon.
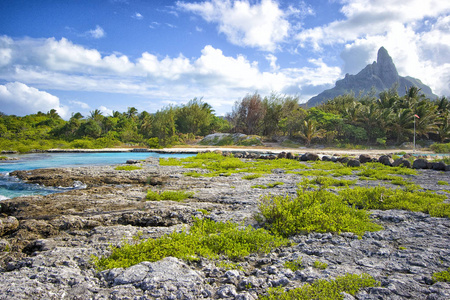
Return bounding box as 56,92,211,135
0,152,193,200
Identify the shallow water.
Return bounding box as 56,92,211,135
0,152,192,200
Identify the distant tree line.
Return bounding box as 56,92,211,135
227,87,449,147
0,87,449,152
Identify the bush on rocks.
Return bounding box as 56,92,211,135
93,218,291,270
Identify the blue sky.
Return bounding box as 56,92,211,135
1,0,449,119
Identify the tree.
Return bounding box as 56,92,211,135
227,93,266,135
176,98,214,136
297,119,325,146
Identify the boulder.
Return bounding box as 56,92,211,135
431,162,446,171
412,159,429,169
304,153,320,161
378,155,393,166
359,154,372,164
392,158,412,168
337,156,350,164
321,155,332,161
286,152,294,160
0,216,19,236
347,159,361,167
277,152,287,159
126,160,139,164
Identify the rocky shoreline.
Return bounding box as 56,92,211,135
0,154,449,299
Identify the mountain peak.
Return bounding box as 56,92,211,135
306,47,437,107
374,47,398,85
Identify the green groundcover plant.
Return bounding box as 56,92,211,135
146,190,194,201
339,186,449,218
432,267,450,283
114,165,142,171
255,182,383,238
259,273,380,300
92,218,291,270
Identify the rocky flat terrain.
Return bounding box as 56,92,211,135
0,155,449,299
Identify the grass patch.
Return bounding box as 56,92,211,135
339,186,449,218
437,180,449,186
302,176,356,188
196,208,210,215
255,184,383,238
242,174,262,180
432,267,450,283
313,260,328,269
284,257,303,271
216,261,244,271
159,157,183,166
252,182,285,189
92,218,291,270
146,190,194,201
260,273,380,300
114,165,142,171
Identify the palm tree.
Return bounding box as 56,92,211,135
298,119,325,146
387,108,413,144
89,109,103,121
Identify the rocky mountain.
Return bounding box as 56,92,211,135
307,47,438,107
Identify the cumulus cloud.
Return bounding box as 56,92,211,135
177,0,290,52
0,35,346,112
98,105,113,116
0,82,68,117
86,25,105,39
295,0,450,97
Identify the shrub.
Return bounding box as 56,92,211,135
339,186,449,218
92,218,291,270
302,176,356,188
430,143,450,153
260,273,380,300
147,137,161,148
252,182,284,189
255,185,383,237
313,260,328,269
284,257,303,271
159,157,182,166
146,190,194,201
437,180,449,186
114,165,142,171
432,267,450,283
242,174,262,180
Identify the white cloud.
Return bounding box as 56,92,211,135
69,100,90,109
177,0,290,52
87,25,105,39
133,12,143,20
265,54,279,71
98,105,113,116
0,35,345,113
294,0,450,97
0,82,68,118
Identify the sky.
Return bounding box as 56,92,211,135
0,0,449,119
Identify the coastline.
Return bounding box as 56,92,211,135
44,146,436,156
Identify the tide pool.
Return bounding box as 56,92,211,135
0,152,193,200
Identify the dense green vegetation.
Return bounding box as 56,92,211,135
283,257,303,271
432,267,450,283
114,165,142,171
259,273,380,300
146,190,194,201
255,183,383,238
1,88,449,152
92,218,291,270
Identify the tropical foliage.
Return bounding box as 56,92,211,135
1,88,449,152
